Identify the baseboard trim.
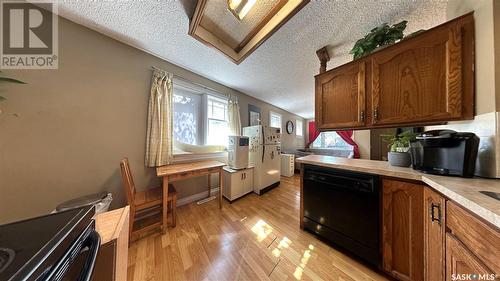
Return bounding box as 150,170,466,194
177,187,220,206
258,181,280,195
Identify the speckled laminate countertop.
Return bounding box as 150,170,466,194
297,155,500,229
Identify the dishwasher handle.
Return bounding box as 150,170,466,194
304,171,377,193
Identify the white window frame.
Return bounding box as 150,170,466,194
296,119,303,137
269,111,282,131
205,94,229,146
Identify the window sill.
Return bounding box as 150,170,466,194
310,147,353,151
172,151,228,164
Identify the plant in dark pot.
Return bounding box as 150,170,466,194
381,131,418,167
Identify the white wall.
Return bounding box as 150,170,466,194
353,130,370,159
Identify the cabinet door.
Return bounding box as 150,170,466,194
233,172,245,199
446,233,494,280
243,170,254,194
315,62,366,129
423,188,445,281
224,171,244,200
371,22,464,126
382,179,424,281
446,201,500,274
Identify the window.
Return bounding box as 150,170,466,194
207,96,229,146
312,132,353,150
173,86,202,145
172,81,229,152
270,111,282,130
296,119,303,137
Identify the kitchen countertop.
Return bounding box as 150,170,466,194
297,155,500,229
94,206,129,245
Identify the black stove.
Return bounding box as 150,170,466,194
0,206,100,281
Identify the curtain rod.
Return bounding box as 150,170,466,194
151,66,232,99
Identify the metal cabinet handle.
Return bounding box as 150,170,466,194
360,110,365,122
373,107,379,121
430,203,442,225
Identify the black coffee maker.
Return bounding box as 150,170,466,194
409,130,479,177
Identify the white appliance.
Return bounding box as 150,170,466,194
222,166,254,201
242,125,281,194
228,135,249,169
280,154,295,177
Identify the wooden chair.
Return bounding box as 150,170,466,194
120,158,176,239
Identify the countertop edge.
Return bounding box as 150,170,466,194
297,157,500,229
420,177,500,229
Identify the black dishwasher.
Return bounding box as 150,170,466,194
303,164,380,267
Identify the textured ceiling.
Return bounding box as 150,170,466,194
57,0,448,119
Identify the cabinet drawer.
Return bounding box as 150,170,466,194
446,233,494,280
446,201,500,273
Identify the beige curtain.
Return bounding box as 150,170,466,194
228,96,242,135
145,70,173,167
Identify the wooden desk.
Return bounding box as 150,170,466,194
156,160,225,233
93,206,129,281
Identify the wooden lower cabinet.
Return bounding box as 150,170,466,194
446,201,500,276
446,233,494,280
93,207,129,281
423,187,446,281
380,179,500,281
382,179,424,281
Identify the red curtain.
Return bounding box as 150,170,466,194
336,130,360,158
306,121,320,148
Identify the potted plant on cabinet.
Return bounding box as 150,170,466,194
349,20,408,60
381,131,418,167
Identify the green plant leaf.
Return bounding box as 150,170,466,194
0,76,26,84
350,20,408,60
0,95,6,101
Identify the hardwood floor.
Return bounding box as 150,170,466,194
127,175,388,281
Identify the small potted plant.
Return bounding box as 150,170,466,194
350,20,408,60
381,131,418,167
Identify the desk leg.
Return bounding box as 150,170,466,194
162,177,169,234
207,173,211,197
218,169,223,209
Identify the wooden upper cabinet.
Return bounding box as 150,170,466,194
371,17,466,126
314,13,474,130
315,61,366,130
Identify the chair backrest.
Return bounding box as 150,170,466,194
120,158,136,206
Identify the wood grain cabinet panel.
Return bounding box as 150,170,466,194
446,233,494,280
423,187,446,281
314,13,474,130
446,201,500,274
382,179,424,281
315,62,366,130
371,22,463,125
